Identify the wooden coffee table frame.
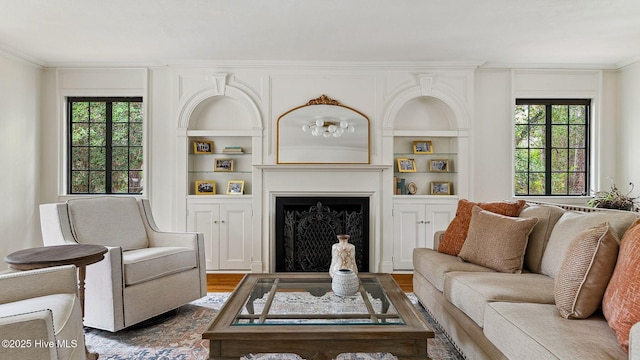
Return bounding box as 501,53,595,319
203,273,433,360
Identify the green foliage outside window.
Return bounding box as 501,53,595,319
514,100,589,196
69,98,143,194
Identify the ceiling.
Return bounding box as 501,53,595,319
1,0,639,68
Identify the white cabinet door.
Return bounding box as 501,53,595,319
393,204,427,270
218,203,252,270
393,203,456,270
186,203,220,270
187,202,253,271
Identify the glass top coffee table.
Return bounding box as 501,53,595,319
203,273,433,360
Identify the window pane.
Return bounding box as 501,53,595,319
552,172,567,194
568,173,586,195
89,123,106,146
71,103,89,123
529,149,545,172
129,123,143,146
89,102,105,122
569,125,586,148
529,173,545,195
112,102,129,123
552,149,568,171
569,149,586,171
569,105,586,124
551,125,568,148
89,171,105,193
112,123,128,146
130,103,143,122
71,147,88,170
71,123,89,146
70,171,88,193
529,125,545,148
112,147,128,170
129,171,143,194
111,171,129,193
551,105,568,124
129,148,143,169
515,149,529,172
515,172,528,195
89,147,106,170
528,105,545,124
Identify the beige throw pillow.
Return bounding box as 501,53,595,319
459,206,538,273
554,222,619,319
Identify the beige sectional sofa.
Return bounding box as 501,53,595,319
413,202,640,360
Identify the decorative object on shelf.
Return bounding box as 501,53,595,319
588,180,639,212
329,234,358,278
407,182,418,195
331,268,360,297
193,140,214,154
413,140,433,154
277,94,370,164
222,146,244,154
195,180,215,195
431,181,452,195
397,158,417,172
302,119,355,138
214,159,234,172
226,180,245,195
429,159,450,172
395,177,407,195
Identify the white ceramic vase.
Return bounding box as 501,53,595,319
331,268,360,296
329,234,357,278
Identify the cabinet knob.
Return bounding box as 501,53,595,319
418,220,431,224
213,220,218,224
221,220,225,224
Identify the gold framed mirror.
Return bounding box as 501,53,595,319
277,95,370,164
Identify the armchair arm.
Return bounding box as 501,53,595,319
631,322,640,359
433,231,445,250
0,265,78,305
83,246,125,332
39,203,79,246
0,310,57,360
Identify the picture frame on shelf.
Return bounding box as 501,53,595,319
214,159,234,172
195,180,216,195
413,140,433,154
407,182,418,195
397,158,417,172
226,180,245,195
429,159,450,172
431,181,451,195
193,140,214,154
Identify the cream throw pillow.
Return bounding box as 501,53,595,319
554,222,619,319
459,206,538,273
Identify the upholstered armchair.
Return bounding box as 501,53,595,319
0,265,87,360
39,197,206,332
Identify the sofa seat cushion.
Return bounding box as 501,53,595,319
444,272,555,327
484,302,627,360
413,248,494,292
123,247,197,286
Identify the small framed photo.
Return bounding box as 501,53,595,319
431,182,452,195
226,180,245,195
413,140,433,154
193,140,214,154
195,180,216,195
397,158,417,172
429,159,450,172
214,159,234,172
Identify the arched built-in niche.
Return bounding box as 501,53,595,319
188,95,253,131
394,96,456,131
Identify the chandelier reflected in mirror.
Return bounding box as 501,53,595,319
302,119,355,138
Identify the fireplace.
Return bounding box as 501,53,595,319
275,197,370,272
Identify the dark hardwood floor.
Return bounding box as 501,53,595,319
207,273,413,293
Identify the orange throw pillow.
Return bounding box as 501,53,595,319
438,199,527,256
602,218,640,351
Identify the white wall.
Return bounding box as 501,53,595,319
618,62,640,189
0,53,42,261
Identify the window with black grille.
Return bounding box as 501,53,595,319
67,97,143,194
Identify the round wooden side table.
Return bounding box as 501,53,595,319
5,244,108,360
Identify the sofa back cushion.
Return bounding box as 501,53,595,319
67,197,148,250
540,210,638,279
519,204,565,273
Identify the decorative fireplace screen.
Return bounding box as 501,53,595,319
275,197,369,272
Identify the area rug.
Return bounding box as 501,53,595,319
84,293,464,360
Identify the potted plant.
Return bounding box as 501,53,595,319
588,181,639,212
